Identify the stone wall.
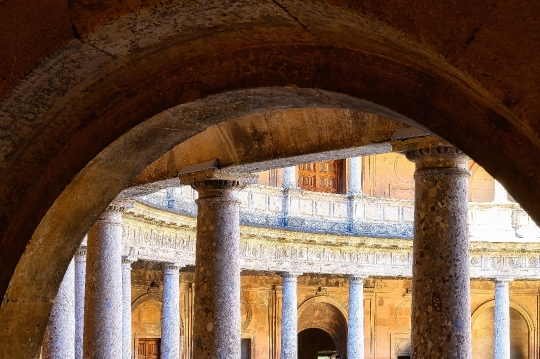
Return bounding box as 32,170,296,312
130,273,539,359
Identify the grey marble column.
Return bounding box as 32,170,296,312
406,146,471,359
348,157,363,195
281,272,301,359
283,166,298,189
161,262,181,359
43,259,75,359
494,277,513,359
347,275,366,359
83,200,132,359
122,257,134,359
191,180,242,359
74,246,87,359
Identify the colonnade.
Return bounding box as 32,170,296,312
43,148,515,359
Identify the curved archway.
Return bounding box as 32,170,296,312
472,300,537,359
298,297,348,358
1,2,540,357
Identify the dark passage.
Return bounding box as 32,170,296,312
298,328,337,359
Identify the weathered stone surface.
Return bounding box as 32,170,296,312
281,272,301,359
42,259,75,359
161,263,181,359
407,146,472,359
121,257,134,359
191,180,242,359
74,246,86,359
347,275,366,359
83,205,128,359
493,277,512,359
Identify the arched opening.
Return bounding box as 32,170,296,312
298,328,337,359
472,305,531,359
298,298,348,358
1,2,540,356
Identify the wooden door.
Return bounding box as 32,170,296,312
298,160,344,193
241,338,251,359
138,338,160,359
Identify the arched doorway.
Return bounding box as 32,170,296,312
298,298,348,358
298,328,337,359
472,301,534,359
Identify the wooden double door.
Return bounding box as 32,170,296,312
138,338,160,359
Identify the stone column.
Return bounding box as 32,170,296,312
74,246,87,359
282,166,298,189
161,262,182,359
494,180,509,202
348,157,363,195
122,257,134,359
191,179,242,359
83,200,132,359
347,275,366,359
494,277,513,359
406,146,471,359
43,259,75,359
281,272,301,359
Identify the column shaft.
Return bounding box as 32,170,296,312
43,259,75,359
494,278,512,359
83,202,130,359
283,167,298,189
347,275,365,359
281,272,300,359
75,247,87,359
161,263,181,359
122,258,133,359
348,157,363,195
406,146,472,359
192,180,241,359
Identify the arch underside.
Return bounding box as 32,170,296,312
1,1,540,358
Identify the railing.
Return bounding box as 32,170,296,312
139,185,540,242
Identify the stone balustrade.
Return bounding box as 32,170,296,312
140,184,540,242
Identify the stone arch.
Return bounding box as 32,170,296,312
1,2,540,357
298,296,348,358
471,300,537,359
132,293,162,312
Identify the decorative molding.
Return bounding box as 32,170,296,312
120,196,540,279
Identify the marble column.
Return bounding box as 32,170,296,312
191,180,242,359
83,200,132,359
494,277,513,359
283,166,298,189
406,146,471,359
43,259,75,359
348,157,363,195
347,275,366,359
122,257,134,359
281,272,301,359
74,246,87,359
161,262,181,359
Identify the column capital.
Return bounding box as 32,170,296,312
349,274,368,281
405,145,470,177
162,262,184,272
494,276,514,284
121,256,135,266
75,245,87,260
99,199,134,221
282,271,302,279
